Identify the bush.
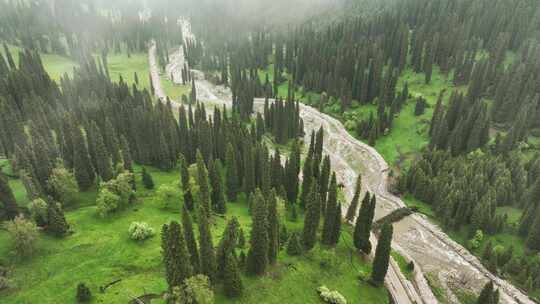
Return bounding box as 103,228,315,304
165,275,214,304
28,198,48,226
48,164,79,206
155,183,179,209
317,286,347,304
96,189,120,217
318,249,341,270
76,283,91,302
4,215,39,258
142,167,154,189
286,232,303,256
128,222,155,241
96,172,134,217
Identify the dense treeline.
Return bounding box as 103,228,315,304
403,149,540,290
0,0,183,60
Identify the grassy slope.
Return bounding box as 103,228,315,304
0,164,388,304
7,44,77,81
259,59,540,300
259,65,466,170
160,74,191,101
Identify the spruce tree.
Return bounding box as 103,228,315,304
196,150,211,216
319,155,331,209
216,217,240,279
119,136,133,172
197,201,216,282
179,153,190,190
93,130,113,181
477,281,499,304
354,192,375,254
0,172,18,220
246,189,269,276
299,156,313,209
302,183,321,251
73,127,95,190
224,252,243,298
526,208,540,251
286,232,303,256
267,190,279,264
209,159,226,214
371,223,393,286
331,203,342,245
345,174,362,223
182,205,200,273
162,221,193,289
285,141,300,204
141,167,154,189
322,173,338,246
225,144,239,201
46,201,69,237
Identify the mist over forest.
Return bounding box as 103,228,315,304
1,0,540,303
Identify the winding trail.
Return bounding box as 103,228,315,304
149,23,535,304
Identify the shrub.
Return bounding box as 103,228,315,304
4,215,39,258
76,283,91,302
96,189,120,217
142,167,154,189
184,275,214,304
317,286,347,304
48,165,79,206
28,198,48,226
128,222,155,241
165,275,214,304
318,249,341,270
286,232,303,256
467,230,484,250
96,172,134,217
155,183,179,209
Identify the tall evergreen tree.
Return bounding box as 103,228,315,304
526,208,540,251
354,192,375,254
46,201,69,237
267,190,279,264
182,205,200,273
224,252,243,298
285,140,300,204
197,201,216,282
0,172,18,220
246,189,269,276
302,183,321,250
216,217,240,279
93,129,113,181
72,127,95,190
345,174,362,222
196,150,211,216
142,167,154,189
209,159,226,214
322,173,338,246
225,144,239,201
161,221,193,289
371,223,393,285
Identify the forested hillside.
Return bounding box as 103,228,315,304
2,0,540,303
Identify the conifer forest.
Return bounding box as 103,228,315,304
1,0,540,303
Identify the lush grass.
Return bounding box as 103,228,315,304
0,164,388,304
106,52,151,91
161,74,191,101
402,194,436,219
259,64,466,170
0,159,31,207
7,44,77,81
391,251,413,280
424,273,450,304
